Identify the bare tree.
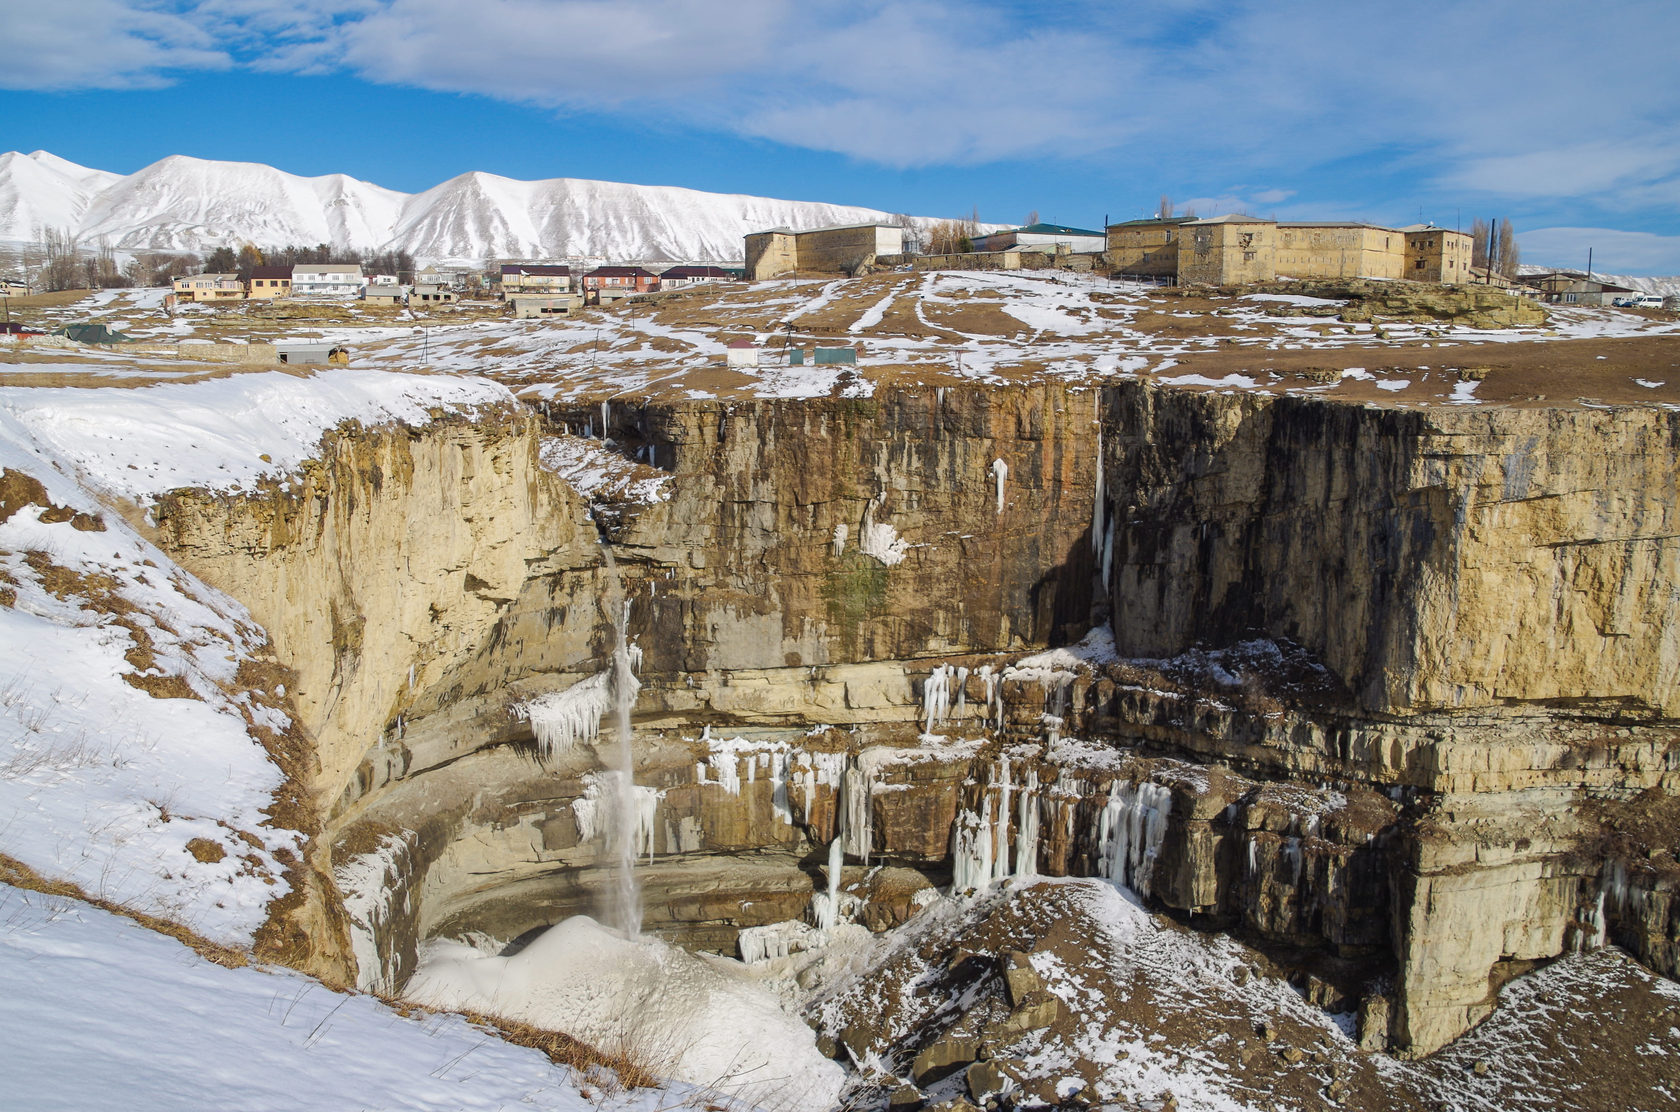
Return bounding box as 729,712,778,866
1025,209,1040,226
38,225,83,291
1158,195,1173,220
893,213,924,255
926,220,967,255
1497,222,1521,277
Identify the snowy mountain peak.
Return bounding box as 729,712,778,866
0,150,928,265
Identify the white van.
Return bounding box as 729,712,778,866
1626,294,1667,309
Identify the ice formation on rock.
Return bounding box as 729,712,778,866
518,673,612,757
335,832,416,993
1095,780,1173,897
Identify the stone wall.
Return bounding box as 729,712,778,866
1275,224,1405,280
1179,220,1276,285
1105,221,1184,278
1100,384,1680,718
744,231,798,280
142,376,1680,1060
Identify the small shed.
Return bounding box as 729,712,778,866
277,343,350,365
787,346,858,365
726,341,761,368
509,294,582,319
412,284,456,304
363,286,406,306
52,323,135,345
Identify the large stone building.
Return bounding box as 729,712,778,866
1108,216,1473,287
744,222,905,280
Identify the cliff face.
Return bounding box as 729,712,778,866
1104,386,1679,718
148,380,1679,1059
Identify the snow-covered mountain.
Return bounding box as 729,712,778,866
0,151,122,238
0,151,934,265
1518,264,1680,297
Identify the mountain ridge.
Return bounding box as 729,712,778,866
0,151,938,266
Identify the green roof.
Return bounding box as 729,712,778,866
1016,222,1106,237
51,322,134,345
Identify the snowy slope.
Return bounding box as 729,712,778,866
0,369,518,945
0,885,708,1112
0,151,935,265
0,151,122,239
1520,264,1680,297
74,154,407,255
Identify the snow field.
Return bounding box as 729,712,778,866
406,915,846,1112
0,365,532,945
0,884,705,1112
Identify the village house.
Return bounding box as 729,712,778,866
362,284,405,306
411,283,455,304
743,222,906,281
245,266,292,300
1103,217,1191,280
508,293,583,319
658,265,739,288
1516,270,1635,306
1401,225,1473,283
500,264,573,297
172,273,245,303
1108,215,1476,287
291,263,366,298
582,266,659,302
970,222,1107,255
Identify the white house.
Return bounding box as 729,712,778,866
969,222,1107,255
291,264,367,298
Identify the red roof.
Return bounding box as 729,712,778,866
587,266,655,277
662,265,734,280
250,266,292,280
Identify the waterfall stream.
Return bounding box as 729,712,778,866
599,541,644,938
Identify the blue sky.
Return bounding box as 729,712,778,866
4,0,1680,273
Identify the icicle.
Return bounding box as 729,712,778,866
519,673,612,758
770,750,793,825
954,666,970,715
978,665,999,730
990,458,1008,514
1093,780,1173,898
922,664,952,733
832,522,848,556
991,755,1014,885
814,836,846,932
841,762,873,864
952,810,993,894
1015,769,1040,878
600,400,610,439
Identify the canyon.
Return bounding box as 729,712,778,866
145,371,1679,1089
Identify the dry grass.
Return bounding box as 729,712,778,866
457,1010,669,1090
0,289,90,310
0,852,250,967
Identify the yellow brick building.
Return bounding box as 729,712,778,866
1108,215,1476,287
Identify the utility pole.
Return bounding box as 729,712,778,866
1586,248,1593,282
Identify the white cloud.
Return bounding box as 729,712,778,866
1519,226,1680,277
8,0,1679,225
326,0,787,103
0,0,229,90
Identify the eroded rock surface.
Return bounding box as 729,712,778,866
148,378,1679,1066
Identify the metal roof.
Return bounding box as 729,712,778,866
1014,222,1105,237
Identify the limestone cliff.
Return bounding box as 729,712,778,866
145,378,1679,1060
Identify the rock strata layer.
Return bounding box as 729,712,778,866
150,379,1679,1058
